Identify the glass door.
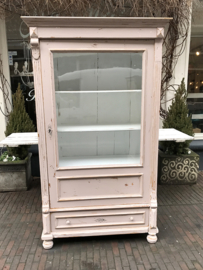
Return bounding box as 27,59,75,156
53,52,143,167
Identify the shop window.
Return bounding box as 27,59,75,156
187,10,203,135
6,15,36,128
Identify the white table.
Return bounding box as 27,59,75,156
0,132,38,147
0,128,194,147
159,128,194,142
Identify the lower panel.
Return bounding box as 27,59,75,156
57,174,143,202
50,208,149,235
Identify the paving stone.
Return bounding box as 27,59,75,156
137,265,145,270
24,254,34,270
15,263,25,270
52,253,60,270
9,255,20,270
101,256,108,270
119,249,129,267
127,255,137,270
124,242,132,256
114,257,122,270
106,250,115,269
179,261,190,270
93,249,99,266
59,251,66,269
0,257,7,270
38,255,47,270
111,242,119,257
31,262,39,270
133,248,142,264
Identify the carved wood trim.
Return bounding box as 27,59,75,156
22,16,172,28
156,28,164,38
30,27,40,60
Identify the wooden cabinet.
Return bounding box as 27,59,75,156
22,16,170,249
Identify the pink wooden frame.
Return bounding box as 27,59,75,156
49,45,147,170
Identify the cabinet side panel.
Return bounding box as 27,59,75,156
31,37,50,212
150,39,162,200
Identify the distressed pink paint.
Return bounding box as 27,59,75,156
22,16,171,249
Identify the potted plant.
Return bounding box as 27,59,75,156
0,83,35,191
158,79,199,185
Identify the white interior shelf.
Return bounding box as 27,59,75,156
59,155,140,167
57,124,141,132
55,90,142,93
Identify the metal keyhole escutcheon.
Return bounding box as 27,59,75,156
48,125,52,137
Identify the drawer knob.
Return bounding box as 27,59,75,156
66,220,70,224
130,217,134,221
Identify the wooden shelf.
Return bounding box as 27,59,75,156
59,155,140,167
55,90,142,93
57,124,141,132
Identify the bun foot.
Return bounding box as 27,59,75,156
147,234,157,244
43,240,53,249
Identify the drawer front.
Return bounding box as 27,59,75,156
51,208,149,232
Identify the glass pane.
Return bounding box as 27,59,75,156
188,98,203,133
55,91,141,126
53,52,142,167
187,36,203,133
54,52,142,91
58,130,140,166
7,40,36,129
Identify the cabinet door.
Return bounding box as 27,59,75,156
40,40,155,208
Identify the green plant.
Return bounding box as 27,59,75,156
162,78,193,155
0,151,20,162
5,83,35,159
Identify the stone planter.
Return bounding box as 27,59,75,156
158,149,199,185
0,153,32,191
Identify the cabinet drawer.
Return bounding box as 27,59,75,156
51,208,149,232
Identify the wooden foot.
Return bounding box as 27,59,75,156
43,240,53,249
147,234,157,244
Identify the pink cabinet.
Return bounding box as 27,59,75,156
22,16,170,249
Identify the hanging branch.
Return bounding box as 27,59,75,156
0,55,12,119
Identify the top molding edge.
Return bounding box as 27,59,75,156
21,16,172,28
